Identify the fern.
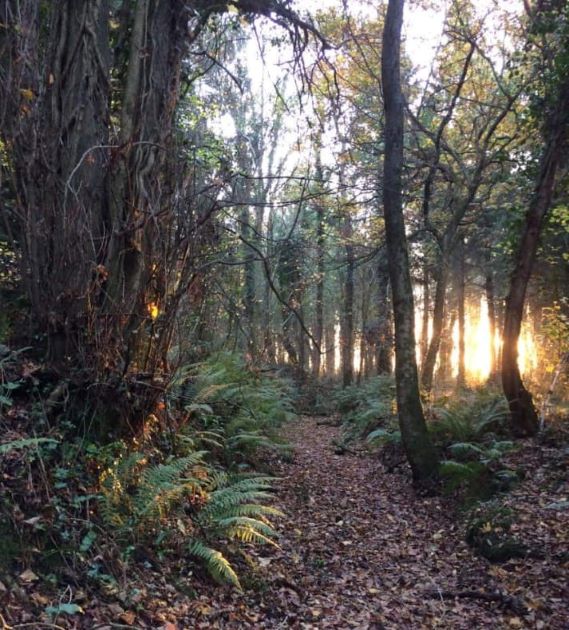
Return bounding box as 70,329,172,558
431,395,508,444
440,459,487,491
188,540,241,589
0,437,58,455
99,451,208,537
171,352,296,463
366,427,401,445
337,375,396,443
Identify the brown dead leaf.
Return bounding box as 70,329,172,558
119,610,136,625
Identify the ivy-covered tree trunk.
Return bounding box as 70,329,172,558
381,0,438,486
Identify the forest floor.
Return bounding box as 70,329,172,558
2,415,568,629
182,416,568,630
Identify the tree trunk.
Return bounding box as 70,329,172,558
502,50,569,436
485,272,499,383
376,259,392,374
381,0,438,486
420,267,430,372
313,145,325,377
421,256,449,392
438,311,456,384
341,229,355,387
456,237,466,388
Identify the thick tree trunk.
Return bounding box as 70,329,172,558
381,0,438,486
1,0,111,362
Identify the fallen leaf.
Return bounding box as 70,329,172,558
119,610,136,625
19,569,39,583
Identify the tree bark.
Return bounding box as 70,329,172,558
341,223,355,387
456,237,466,388
421,256,449,392
313,143,325,377
420,267,430,372
485,271,499,382
502,103,569,434
376,261,392,374
381,0,438,486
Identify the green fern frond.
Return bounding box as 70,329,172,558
226,525,278,546
228,504,284,518
217,516,278,539
188,540,241,589
0,437,58,455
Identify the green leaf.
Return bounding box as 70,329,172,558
46,603,84,616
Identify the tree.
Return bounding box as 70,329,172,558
381,0,438,486
501,1,569,436
0,0,323,429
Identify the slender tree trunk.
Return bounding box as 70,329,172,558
381,0,438,486
485,271,498,383
377,261,392,374
324,312,336,377
420,267,430,371
438,311,456,385
241,206,257,356
502,56,569,436
421,256,449,392
313,145,325,377
263,213,276,363
341,228,355,387
456,237,466,388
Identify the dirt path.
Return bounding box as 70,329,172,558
185,416,566,629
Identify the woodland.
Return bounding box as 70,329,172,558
0,0,568,628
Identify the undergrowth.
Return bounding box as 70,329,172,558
335,375,396,444
0,351,295,607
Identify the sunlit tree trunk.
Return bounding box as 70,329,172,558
376,260,392,374
438,311,456,384
502,122,568,434
381,0,438,486
421,254,449,392
456,237,466,388
485,271,499,383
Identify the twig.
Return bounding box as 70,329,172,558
12,624,68,629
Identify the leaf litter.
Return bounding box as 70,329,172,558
1,416,567,628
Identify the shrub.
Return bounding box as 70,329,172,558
172,352,295,464
335,375,396,443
